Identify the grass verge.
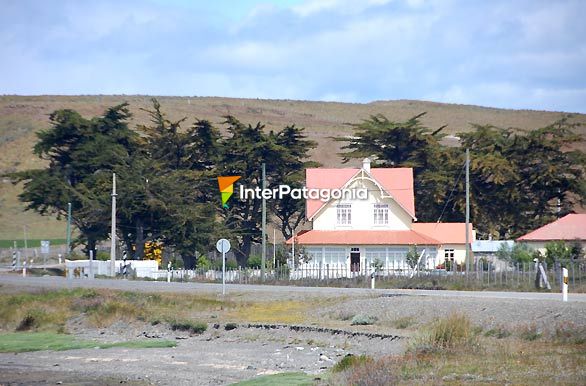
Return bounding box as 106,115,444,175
232,372,316,386
0,332,176,353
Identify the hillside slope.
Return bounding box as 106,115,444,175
1,95,584,239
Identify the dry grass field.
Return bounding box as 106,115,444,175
1,95,585,239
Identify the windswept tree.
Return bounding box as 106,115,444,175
340,112,585,239
459,118,586,238
270,125,319,240
133,100,222,268
338,113,459,222
219,116,284,266
10,104,139,256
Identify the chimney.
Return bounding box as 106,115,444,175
362,158,371,173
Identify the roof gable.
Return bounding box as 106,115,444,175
305,167,415,220
517,214,586,241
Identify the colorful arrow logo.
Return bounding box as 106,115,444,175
217,176,241,208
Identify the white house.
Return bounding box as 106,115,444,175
286,159,475,275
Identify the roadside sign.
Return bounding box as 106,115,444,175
216,239,230,296
40,240,50,254
216,239,231,253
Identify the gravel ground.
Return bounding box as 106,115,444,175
0,322,405,385
1,275,585,385
319,293,586,332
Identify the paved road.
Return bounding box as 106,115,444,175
1,273,584,302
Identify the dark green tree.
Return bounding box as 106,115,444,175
219,116,285,266
133,100,223,268
459,118,585,238
270,125,319,240
338,113,459,222
10,104,139,256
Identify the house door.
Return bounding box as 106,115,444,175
350,248,360,272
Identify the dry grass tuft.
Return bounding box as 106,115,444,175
410,312,479,354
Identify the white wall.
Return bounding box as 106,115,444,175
437,244,468,265
312,175,412,231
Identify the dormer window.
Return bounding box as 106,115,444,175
373,204,389,225
336,204,352,225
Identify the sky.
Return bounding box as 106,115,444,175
1,0,585,112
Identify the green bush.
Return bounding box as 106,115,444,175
332,354,373,373
226,258,238,270
351,314,377,326
196,255,211,269
95,251,110,261
247,255,262,268
169,319,207,334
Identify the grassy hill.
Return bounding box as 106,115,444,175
1,95,585,240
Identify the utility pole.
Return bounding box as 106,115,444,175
465,148,471,273
66,202,72,256
23,225,28,263
261,163,266,282
110,173,117,277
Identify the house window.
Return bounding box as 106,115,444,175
445,249,455,259
337,204,352,225
373,204,389,225
324,247,346,264
305,247,323,263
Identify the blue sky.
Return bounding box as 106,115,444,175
1,0,585,112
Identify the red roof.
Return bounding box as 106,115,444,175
305,167,415,220
517,214,586,241
286,230,439,245
412,223,475,244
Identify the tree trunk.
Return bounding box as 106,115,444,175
182,254,196,269
86,238,97,260
235,235,253,267
135,218,145,259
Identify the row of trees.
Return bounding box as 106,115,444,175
10,102,585,267
11,100,317,268
339,113,585,239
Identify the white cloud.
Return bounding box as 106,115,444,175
0,0,584,112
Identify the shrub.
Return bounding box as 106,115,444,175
392,316,414,329
484,325,511,339
224,322,238,331
343,356,399,386
196,255,211,269
410,313,478,353
169,320,207,334
551,321,586,344
16,313,39,331
351,314,377,326
95,251,110,261
519,323,541,341
247,255,262,268
332,354,373,373
226,258,238,270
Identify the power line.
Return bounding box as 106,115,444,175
435,161,466,225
